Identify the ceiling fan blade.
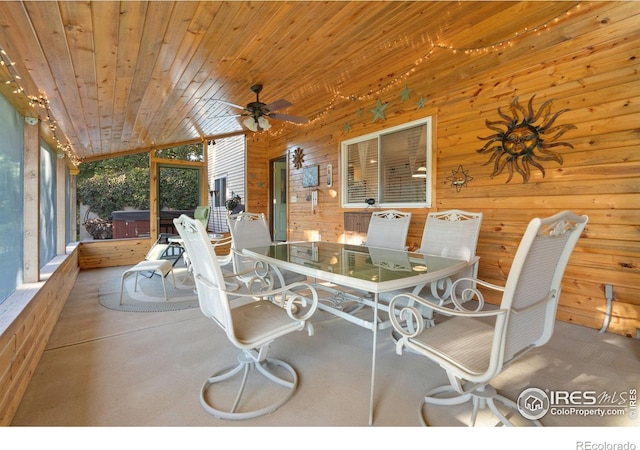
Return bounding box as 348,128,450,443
214,99,247,110
210,113,243,119
264,98,293,111
269,113,309,124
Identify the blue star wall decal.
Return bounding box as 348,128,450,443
371,98,389,123
400,85,412,101
344,122,352,133
257,181,265,189
356,108,363,118
416,96,427,109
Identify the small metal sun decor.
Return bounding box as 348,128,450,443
477,95,576,183
292,147,305,169
446,165,473,192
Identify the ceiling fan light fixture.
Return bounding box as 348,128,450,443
243,117,259,132
258,116,271,130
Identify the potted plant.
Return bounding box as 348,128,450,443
225,195,241,213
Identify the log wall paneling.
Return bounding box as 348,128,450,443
78,238,152,270
245,134,271,218
247,2,640,338
0,246,79,425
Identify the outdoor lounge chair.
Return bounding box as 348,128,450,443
119,234,177,304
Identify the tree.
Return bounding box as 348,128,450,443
77,153,150,219
77,144,203,237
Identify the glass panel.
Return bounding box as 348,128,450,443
66,168,71,243
380,123,427,203
40,141,57,265
346,138,378,203
260,241,463,284
0,93,24,304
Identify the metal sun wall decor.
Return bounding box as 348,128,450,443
477,95,576,183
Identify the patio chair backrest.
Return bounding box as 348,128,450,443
499,210,588,363
365,210,411,250
419,209,483,261
227,212,274,277
173,214,231,331
194,206,210,228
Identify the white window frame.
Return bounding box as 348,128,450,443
340,116,432,208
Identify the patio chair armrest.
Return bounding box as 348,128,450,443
388,292,507,339
233,248,292,289
278,282,319,323
211,236,233,248
449,276,505,311
196,273,319,323
237,281,319,326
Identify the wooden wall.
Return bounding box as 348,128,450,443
0,246,79,425
78,237,151,269
245,134,271,216
245,2,639,338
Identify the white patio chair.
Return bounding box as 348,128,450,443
173,214,318,420
364,209,412,250
181,205,210,266
379,210,482,324
389,210,588,426
337,209,411,313
420,209,483,299
227,212,307,290
181,234,233,283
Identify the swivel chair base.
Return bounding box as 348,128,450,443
200,351,298,420
420,384,542,427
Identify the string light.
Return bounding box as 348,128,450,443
268,1,582,137
0,2,582,148
0,46,81,166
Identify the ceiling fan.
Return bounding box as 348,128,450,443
213,84,309,131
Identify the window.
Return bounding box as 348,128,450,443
212,176,227,207
0,92,24,304
341,117,432,208
40,140,57,265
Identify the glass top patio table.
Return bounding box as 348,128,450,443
243,241,469,294
243,241,471,425
243,241,470,425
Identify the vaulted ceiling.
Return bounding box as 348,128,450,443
0,1,579,163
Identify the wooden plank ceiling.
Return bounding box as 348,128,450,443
0,1,579,162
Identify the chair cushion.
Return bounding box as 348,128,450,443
231,301,302,345
410,317,494,376
129,259,173,276
146,244,170,260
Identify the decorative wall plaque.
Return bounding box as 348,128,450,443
303,165,319,188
